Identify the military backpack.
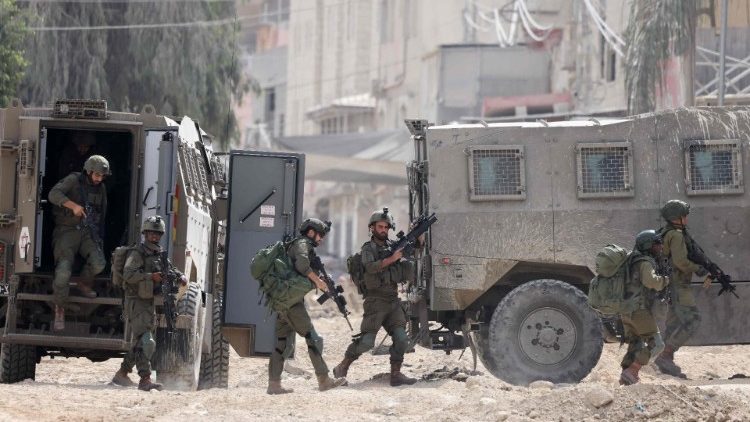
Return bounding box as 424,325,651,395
346,252,366,295
587,244,648,316
250,241,314,312
111,244,137,287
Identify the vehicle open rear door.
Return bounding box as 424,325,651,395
222,151,304,357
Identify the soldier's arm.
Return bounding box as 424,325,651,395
123,251,148,285
638,261,669,291
363,244,401,273
666,231,702,275
101,184,108,221
289,242,326,291
48,174,76,207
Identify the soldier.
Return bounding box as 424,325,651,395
58,131,96,176
47,154,110,331
267,218,347,395
653,200,709,378
333,208,419,387
619,230,670,385
112,215,185,391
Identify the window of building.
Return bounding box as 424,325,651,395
684,139,743,195
576,142,634,198
468,145,526,201
599,34,616,82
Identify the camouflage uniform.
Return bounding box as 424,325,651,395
268,237,329,382
47,172,107,306
660,224,703,349
344,238,410,362
620,258,669,369
119,242,176,379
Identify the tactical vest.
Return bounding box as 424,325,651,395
361,239,404,300
52,172,106,227
124,244,161,299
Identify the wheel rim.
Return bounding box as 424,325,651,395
518,307,577,365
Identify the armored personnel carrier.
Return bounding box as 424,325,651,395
0,99,305,389
403,107,750,385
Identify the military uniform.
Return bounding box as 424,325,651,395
119,242,178,380
620,258,668,370
268,237,329,381
333,208,418,387
266,217,345,394
344,238,410,362
660,224,702,349
47,171,107,306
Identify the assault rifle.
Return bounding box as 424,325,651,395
388,213,437,257
80,204,103,250
310,256,353,331
684,229,739,298
156,251,181,333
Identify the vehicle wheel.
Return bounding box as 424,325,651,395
0,343,37,383
155,283,205,390
198,296,229,389
484,279,603,385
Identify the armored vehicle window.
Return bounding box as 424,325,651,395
575,142,634,199
468,146,526,201
684,140,743,195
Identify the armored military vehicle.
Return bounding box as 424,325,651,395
0,99,305,389
403,107,750,385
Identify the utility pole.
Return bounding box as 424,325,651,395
718,0,728,106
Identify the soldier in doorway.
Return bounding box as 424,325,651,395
47,155,110,330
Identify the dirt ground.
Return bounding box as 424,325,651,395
1,310,750,422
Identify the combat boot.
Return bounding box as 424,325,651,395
390,361,418,387
317,374,347,391
619,362,641,386
112,369,136,387
75,280,97,298
654,346,687,379
138,374,163,391
266,380,294,395
333,356,356,378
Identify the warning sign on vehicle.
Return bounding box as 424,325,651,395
19,226,30,259
260,204,276,216
259,217,275,228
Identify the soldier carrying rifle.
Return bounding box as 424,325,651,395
47,153,110,330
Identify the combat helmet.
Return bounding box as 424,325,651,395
660,199,690,221
634,230,662,253
83,155,111,175
142,215,166,234
368,207,395,230
299,218,331,236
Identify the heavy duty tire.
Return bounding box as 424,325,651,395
198,296,229,390
0,343,37,383
480,279,603,386
155,283,205,391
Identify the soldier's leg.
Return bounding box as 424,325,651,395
52,228,81,307
664,287,701,350
619,309,658,385
343,298,387,359
78,232,106,279
129,300,156,378
619,313,639,370
268,313,294,383
384,301,417,386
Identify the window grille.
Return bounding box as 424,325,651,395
576,142,634,198
684,140,743,195
468,146,526,201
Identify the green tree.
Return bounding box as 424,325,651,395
0,0,30,107
18,1,244,148
624,1,701,115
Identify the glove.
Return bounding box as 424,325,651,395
695,267,709,277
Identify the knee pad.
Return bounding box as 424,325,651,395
390,328,410,355
139,332,156,358
649,332,665,363
305,331,324,355
276,336,296,359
